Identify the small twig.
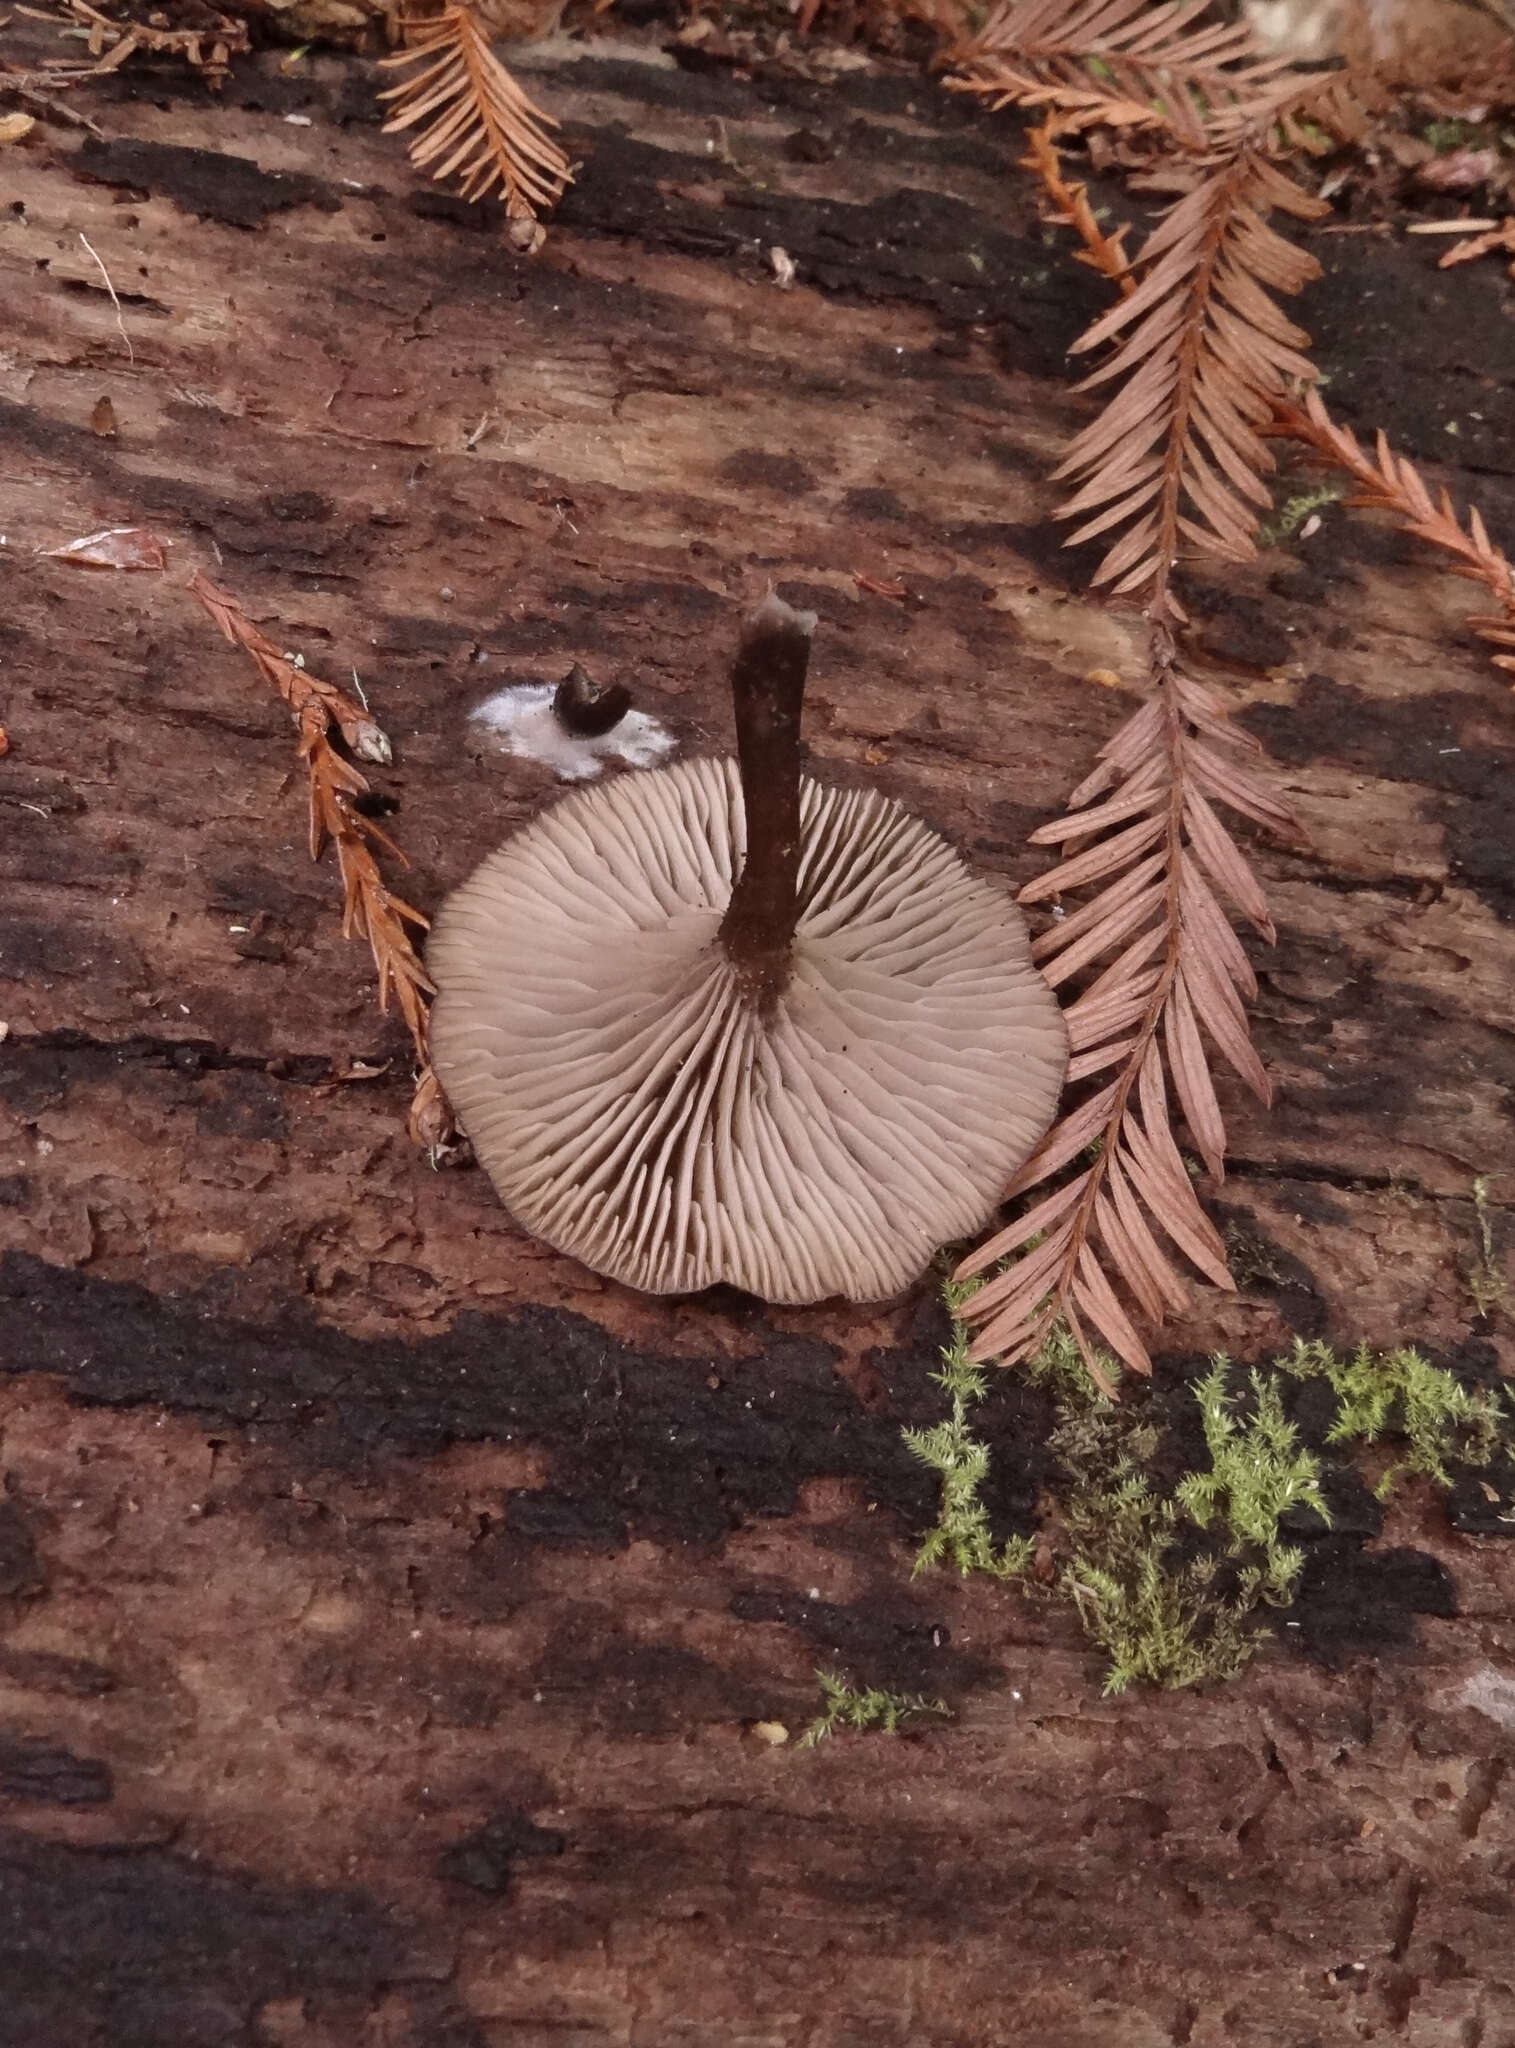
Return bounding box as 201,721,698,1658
0,72,104,129
77,231,133,366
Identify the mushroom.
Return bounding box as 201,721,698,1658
428,594,1068,1303
552,661,631,738
470,667,672,784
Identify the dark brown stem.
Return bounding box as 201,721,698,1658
718,592,816,1006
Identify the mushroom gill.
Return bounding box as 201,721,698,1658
428,595,1068,1303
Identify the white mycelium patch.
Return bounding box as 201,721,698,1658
470,683,675,783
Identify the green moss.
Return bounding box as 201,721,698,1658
1062,1468,1263,1694
1280,1337,1506,1495
900,1277,1038,1581
1176,1359,1328,1591
904,1285,1510,1696
1022,1319,1115,1407
1051,1362,1327,1693
1423,116,1481,153
799,1670,950,1747
1257,479,1346,547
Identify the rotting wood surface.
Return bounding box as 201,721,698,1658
2,21,1515,2046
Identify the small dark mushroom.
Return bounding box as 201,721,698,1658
553,662,631,738
429,594,1068,1303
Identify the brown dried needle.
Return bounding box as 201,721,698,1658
54,0,250,86
379,5,571,241
947,0,1290,147
1268,388,1515,682
1032,118,1515,681
956,605,1295,1383
960,55,1510,1383
188,573,452,1150
954,5,1367,598
949,18,1334,1379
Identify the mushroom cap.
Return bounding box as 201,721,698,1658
429,755,1067,1303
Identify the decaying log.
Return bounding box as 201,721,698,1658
2,19,1514,2043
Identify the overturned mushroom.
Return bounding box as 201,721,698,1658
429,595,1068,1303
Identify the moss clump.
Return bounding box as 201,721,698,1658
905,1284,1508,1696
1177,1359,1329,1576
799,1670,950,1747
1050,1358,1329,1694
900,1277,1037,1582
1062,1464,1263,1694
1258,478,1346,547
1279,1337,1506,1495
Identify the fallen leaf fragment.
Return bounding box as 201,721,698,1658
853,571,907,599
0,114,36,145
45,526,166,571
